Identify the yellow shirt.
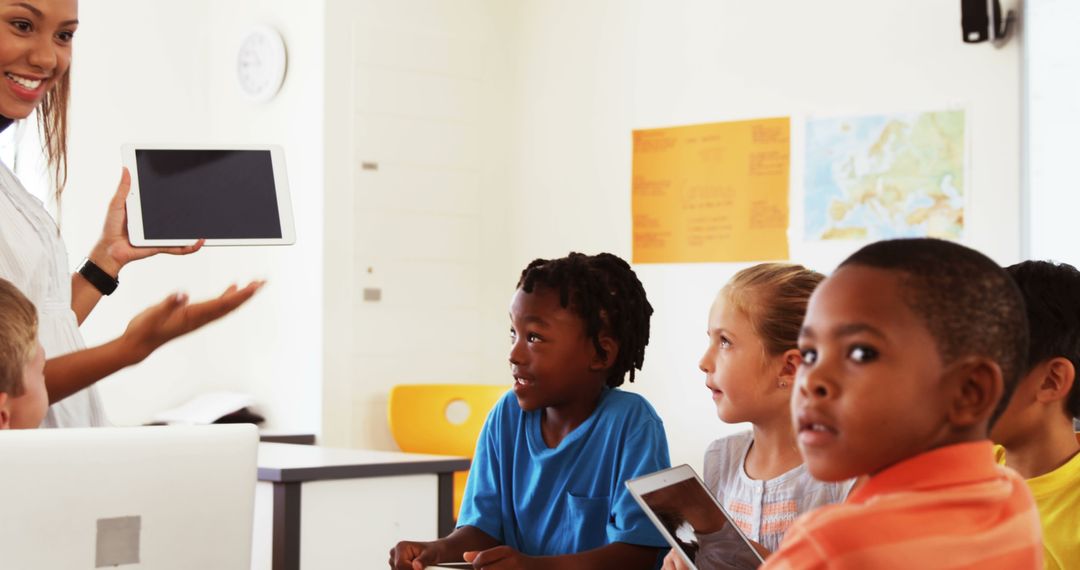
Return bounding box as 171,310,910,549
995,434,1080,570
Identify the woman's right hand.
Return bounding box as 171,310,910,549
389,540,445,570
660,549,692,570
120,281,264,364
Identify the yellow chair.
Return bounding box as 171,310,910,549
387,383,507,519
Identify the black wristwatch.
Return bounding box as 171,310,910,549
78,258,119,296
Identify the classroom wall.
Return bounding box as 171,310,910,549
53,0,518,443
52,0,1024,460
321,0,519,449
59,1,325,431
500,0,1023,470
1026,0,1080,266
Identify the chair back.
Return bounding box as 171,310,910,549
388,384,507,457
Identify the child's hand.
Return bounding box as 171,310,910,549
388,540,442,569
660,549,692,570
463,546,538,569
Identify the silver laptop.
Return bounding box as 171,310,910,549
0,424,258,569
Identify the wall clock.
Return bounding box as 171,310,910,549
236,25,287,103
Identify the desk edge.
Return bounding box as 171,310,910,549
258,458,471,483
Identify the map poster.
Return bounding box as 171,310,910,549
804,110,966,241
631,117,790,264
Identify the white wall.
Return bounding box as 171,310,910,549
51,1,1024,463
54,0,517,445
501,0,1023,470
1026,0,1080,266
321,0,518,449
60,0,325,431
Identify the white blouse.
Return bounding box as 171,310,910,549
702,430,853,553
0,161,107,427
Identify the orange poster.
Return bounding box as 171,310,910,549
632,117,790,263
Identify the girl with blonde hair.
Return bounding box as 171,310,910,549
662,263,853,570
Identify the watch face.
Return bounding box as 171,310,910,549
236,27,286,102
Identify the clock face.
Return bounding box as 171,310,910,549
236,26,287,102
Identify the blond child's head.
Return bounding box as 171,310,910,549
700,263,824,425
0,278,47,429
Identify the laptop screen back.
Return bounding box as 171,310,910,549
0,424,258,569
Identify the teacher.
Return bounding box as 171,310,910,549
0,0,261,427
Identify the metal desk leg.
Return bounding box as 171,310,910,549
272,482,302,570
437,472,455,537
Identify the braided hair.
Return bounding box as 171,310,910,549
516,252,653,387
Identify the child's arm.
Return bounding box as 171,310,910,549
392,401,507,569
464,542,660,570
390,526,500,569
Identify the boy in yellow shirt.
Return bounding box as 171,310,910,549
0,278,48,429
991,260,1080,570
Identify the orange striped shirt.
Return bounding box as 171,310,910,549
763,441,1043,570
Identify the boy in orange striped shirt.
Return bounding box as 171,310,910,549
764,239,1042,570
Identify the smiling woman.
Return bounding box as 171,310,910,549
0,0,263,428
0,0,74,199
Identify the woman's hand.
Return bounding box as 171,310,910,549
88,167,205,277
120,281,264,364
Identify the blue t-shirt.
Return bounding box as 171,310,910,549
457,388,671,556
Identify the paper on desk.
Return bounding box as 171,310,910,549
151,392,256,425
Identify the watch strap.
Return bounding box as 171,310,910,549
78,258,118,296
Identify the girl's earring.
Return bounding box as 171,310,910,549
778,381,788,388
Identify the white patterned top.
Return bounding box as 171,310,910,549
0,160,107,427
702,430,852,553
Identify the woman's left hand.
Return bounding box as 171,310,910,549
88,167,205,277
120,281,265,364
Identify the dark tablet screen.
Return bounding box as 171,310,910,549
640,476,763,569
135,149,282,239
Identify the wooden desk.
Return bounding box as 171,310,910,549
254,443,470,570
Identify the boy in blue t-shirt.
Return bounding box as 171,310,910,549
391,252,671,569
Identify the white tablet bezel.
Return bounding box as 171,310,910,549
626,464,765,569
122,143,296,247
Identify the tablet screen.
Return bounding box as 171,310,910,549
639,476,763,569
134,149,282,239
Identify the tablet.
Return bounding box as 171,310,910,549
122,144,296,246
626,464,764,570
